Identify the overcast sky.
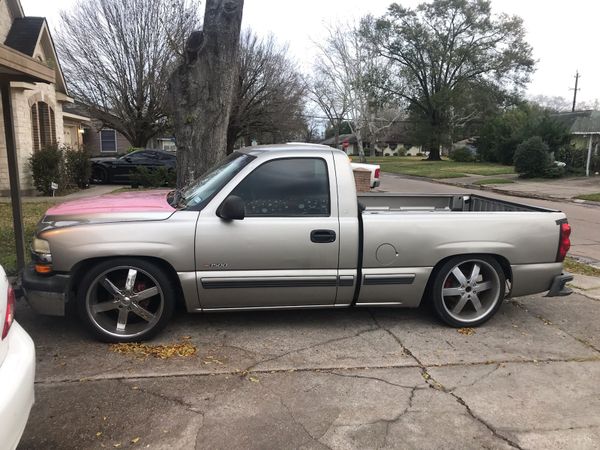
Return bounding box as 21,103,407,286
20,0,600,103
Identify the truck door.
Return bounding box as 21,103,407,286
194,155,340,309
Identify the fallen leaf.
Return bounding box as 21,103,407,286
248,376,260,383
131,437,140,444
113,444,121,448
109,340,198,359
96,432,103,437
181,335,192,340
457,327,476,336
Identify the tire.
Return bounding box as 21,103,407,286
92,166,109,184
76,258,175,342
430,255,505,327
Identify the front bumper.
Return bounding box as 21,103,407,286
0,322,35,450
20,265,70,316
545,272,574,297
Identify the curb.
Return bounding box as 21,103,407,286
382,172,600,207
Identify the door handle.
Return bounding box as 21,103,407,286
311,229,336,243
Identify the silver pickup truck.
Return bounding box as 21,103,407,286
22,143,573,342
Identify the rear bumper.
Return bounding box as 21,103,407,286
20,265,70,316
545,272,574,297
0,322,35,450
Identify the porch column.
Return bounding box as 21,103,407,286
586,134,593,177
0,79,26,270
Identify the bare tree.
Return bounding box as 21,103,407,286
169,0,244,187
226,30,306,153
314,19,401,162
56,0,200,147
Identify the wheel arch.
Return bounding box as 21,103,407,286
68,256,186,308
421,253,512,305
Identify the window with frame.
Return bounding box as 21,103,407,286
230,158,330,217
100,129,117,152
30,102,56,151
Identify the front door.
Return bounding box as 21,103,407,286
195,156,340,309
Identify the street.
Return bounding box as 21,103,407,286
17,174,600,449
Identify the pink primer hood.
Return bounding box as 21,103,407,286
41,190,176,228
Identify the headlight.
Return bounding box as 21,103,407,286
32,237,51,254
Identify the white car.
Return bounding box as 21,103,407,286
350,162,381,188
0,265,35,449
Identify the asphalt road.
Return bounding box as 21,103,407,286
16,174,600,449
379,173,600,263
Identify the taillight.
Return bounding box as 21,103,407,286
557,222,571,262
374,168,380,179
2,285,15,339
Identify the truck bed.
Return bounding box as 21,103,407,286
357,193,557,213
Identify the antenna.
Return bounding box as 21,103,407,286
570,71,580,112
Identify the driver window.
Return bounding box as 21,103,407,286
230,158,330,217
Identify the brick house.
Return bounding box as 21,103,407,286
0,0,84,194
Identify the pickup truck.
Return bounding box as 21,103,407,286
22,143,573,342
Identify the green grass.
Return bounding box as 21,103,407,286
0,201,57,276
564,257,600,278
365,156,515,179
575,193,600,202
472,178,515,186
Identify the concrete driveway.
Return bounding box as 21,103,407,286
17,288,600,449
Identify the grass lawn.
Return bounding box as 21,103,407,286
564,257,600,278
472,178,515,185
575,193,600,202
365,156,515,179
0,201,57,276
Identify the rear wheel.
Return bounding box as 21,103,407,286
430,256,505,327
76,258,175,342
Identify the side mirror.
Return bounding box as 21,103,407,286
124,157,132,163
218,195,245,220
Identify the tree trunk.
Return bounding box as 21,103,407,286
168,0,244,188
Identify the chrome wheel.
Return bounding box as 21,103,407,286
440,259,501,323
85,266,164,339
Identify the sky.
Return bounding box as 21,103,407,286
20,0,600,104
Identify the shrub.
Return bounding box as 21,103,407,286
29,144,63,195
449,146,476,162
130,166,176,188
543,165,565,179
513,136,550,178
64,147,91,188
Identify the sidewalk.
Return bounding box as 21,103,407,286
569,273,600,301
437,174,600,204
0,184,125,203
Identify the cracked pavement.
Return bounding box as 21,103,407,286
15,288,600,449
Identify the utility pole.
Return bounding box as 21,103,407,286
570,70,580,112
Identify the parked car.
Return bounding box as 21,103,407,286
0,265,35,450
351,162,381,188
90,149,176,184
22,143,572,342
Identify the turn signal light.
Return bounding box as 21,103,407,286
35,264,53,274
557,222,571,262
2,285,15,339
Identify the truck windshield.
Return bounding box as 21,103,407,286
180,152,255,210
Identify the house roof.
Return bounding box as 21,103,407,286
4,17,45,56
552,110,600,135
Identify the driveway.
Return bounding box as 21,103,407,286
17,288,600,449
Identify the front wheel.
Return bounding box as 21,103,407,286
76,258,175,342
430,256,505,327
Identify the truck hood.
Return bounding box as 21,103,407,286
40,190,175,229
